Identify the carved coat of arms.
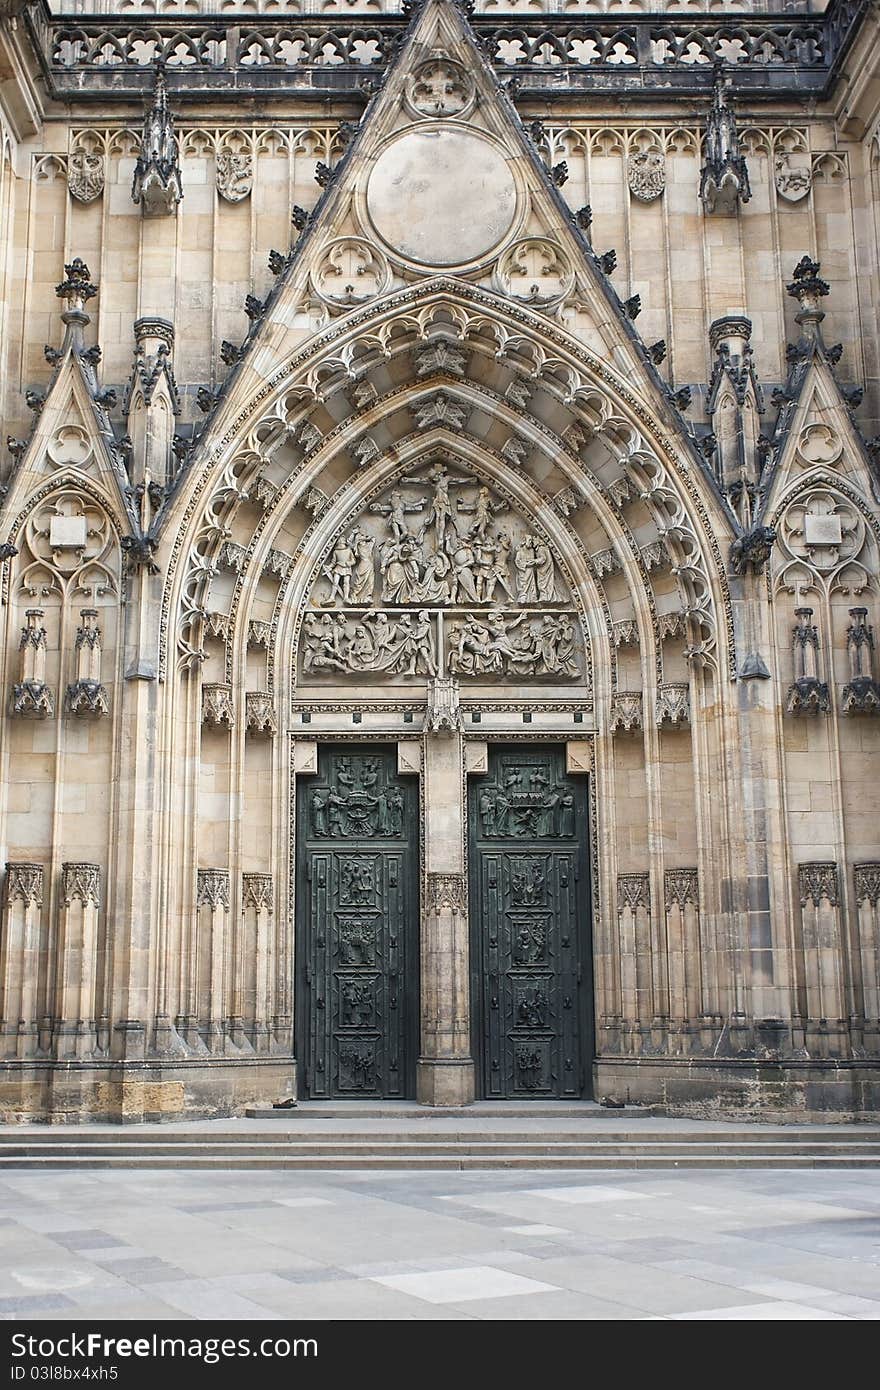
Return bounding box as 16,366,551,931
774,153,811,203
68,152,105,204
216,152,253,203
627,150,665,203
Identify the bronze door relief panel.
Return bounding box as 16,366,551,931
296,745,419,1099
469,745,593,1099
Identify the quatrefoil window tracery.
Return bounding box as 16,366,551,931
18,490,118,602
776,488,870,599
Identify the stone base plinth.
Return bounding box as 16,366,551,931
0,1057,297,1125
595,1058,880,1121
417,1057,475,1108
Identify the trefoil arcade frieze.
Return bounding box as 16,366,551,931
299,462,585,685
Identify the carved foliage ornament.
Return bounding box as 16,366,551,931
216,151,253,203
627,149,665,203
854,864,880,908
68,151,105,204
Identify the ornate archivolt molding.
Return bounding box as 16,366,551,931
161,283,731,687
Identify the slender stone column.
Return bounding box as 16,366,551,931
55,863,101,1059
0,863,44,1059
196,868,230,1054
242,872,273,1054
417,714,474,1107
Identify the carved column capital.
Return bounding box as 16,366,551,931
426,872,467,914
242,872,273,911
61,862,101,908
664,868,699,910
202,682,235,730
854,863,880,908
5,862,43,908
610,691,643,733
197,868,230,909
617,873,650,913
798,862,839,908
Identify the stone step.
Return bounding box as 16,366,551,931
1,1138,879,1156
245,1104,642,1120
1,1127,878,1145
0,1153,878,1171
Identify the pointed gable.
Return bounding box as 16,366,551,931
199,0,689,465
1,259,134,534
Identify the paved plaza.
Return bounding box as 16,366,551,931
0,1163,878,1320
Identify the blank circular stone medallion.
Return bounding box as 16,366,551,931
366,128,517,267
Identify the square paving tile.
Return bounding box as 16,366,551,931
371,1265,561,1304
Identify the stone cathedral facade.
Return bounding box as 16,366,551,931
0,0,878,1123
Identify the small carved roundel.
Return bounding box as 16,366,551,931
405,57,475,119
310,237,392,307
495,238,574,307
796,422,842,468
46,425,93,470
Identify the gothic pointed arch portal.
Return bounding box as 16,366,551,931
157,275,738,1106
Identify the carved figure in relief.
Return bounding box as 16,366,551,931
350,531,376,604
516,1045,544,1090
559,793,575,837
338,919,375,965
322,534,357,605
517,988,547,1029
513,922,546,965
340,1040,374,1090
514,535,538,603
310,790,329,836
485,531,514,602
370,489,424,541
512,860,545,905
303,613,348,671
341,980,372,1028
534,614,578,677
457,485,504,541
449,538,480,603
478,788,497,837
301,461,580,681
341,859,374,903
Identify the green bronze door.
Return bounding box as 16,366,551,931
469,745,592,1099
296,745,419,1099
